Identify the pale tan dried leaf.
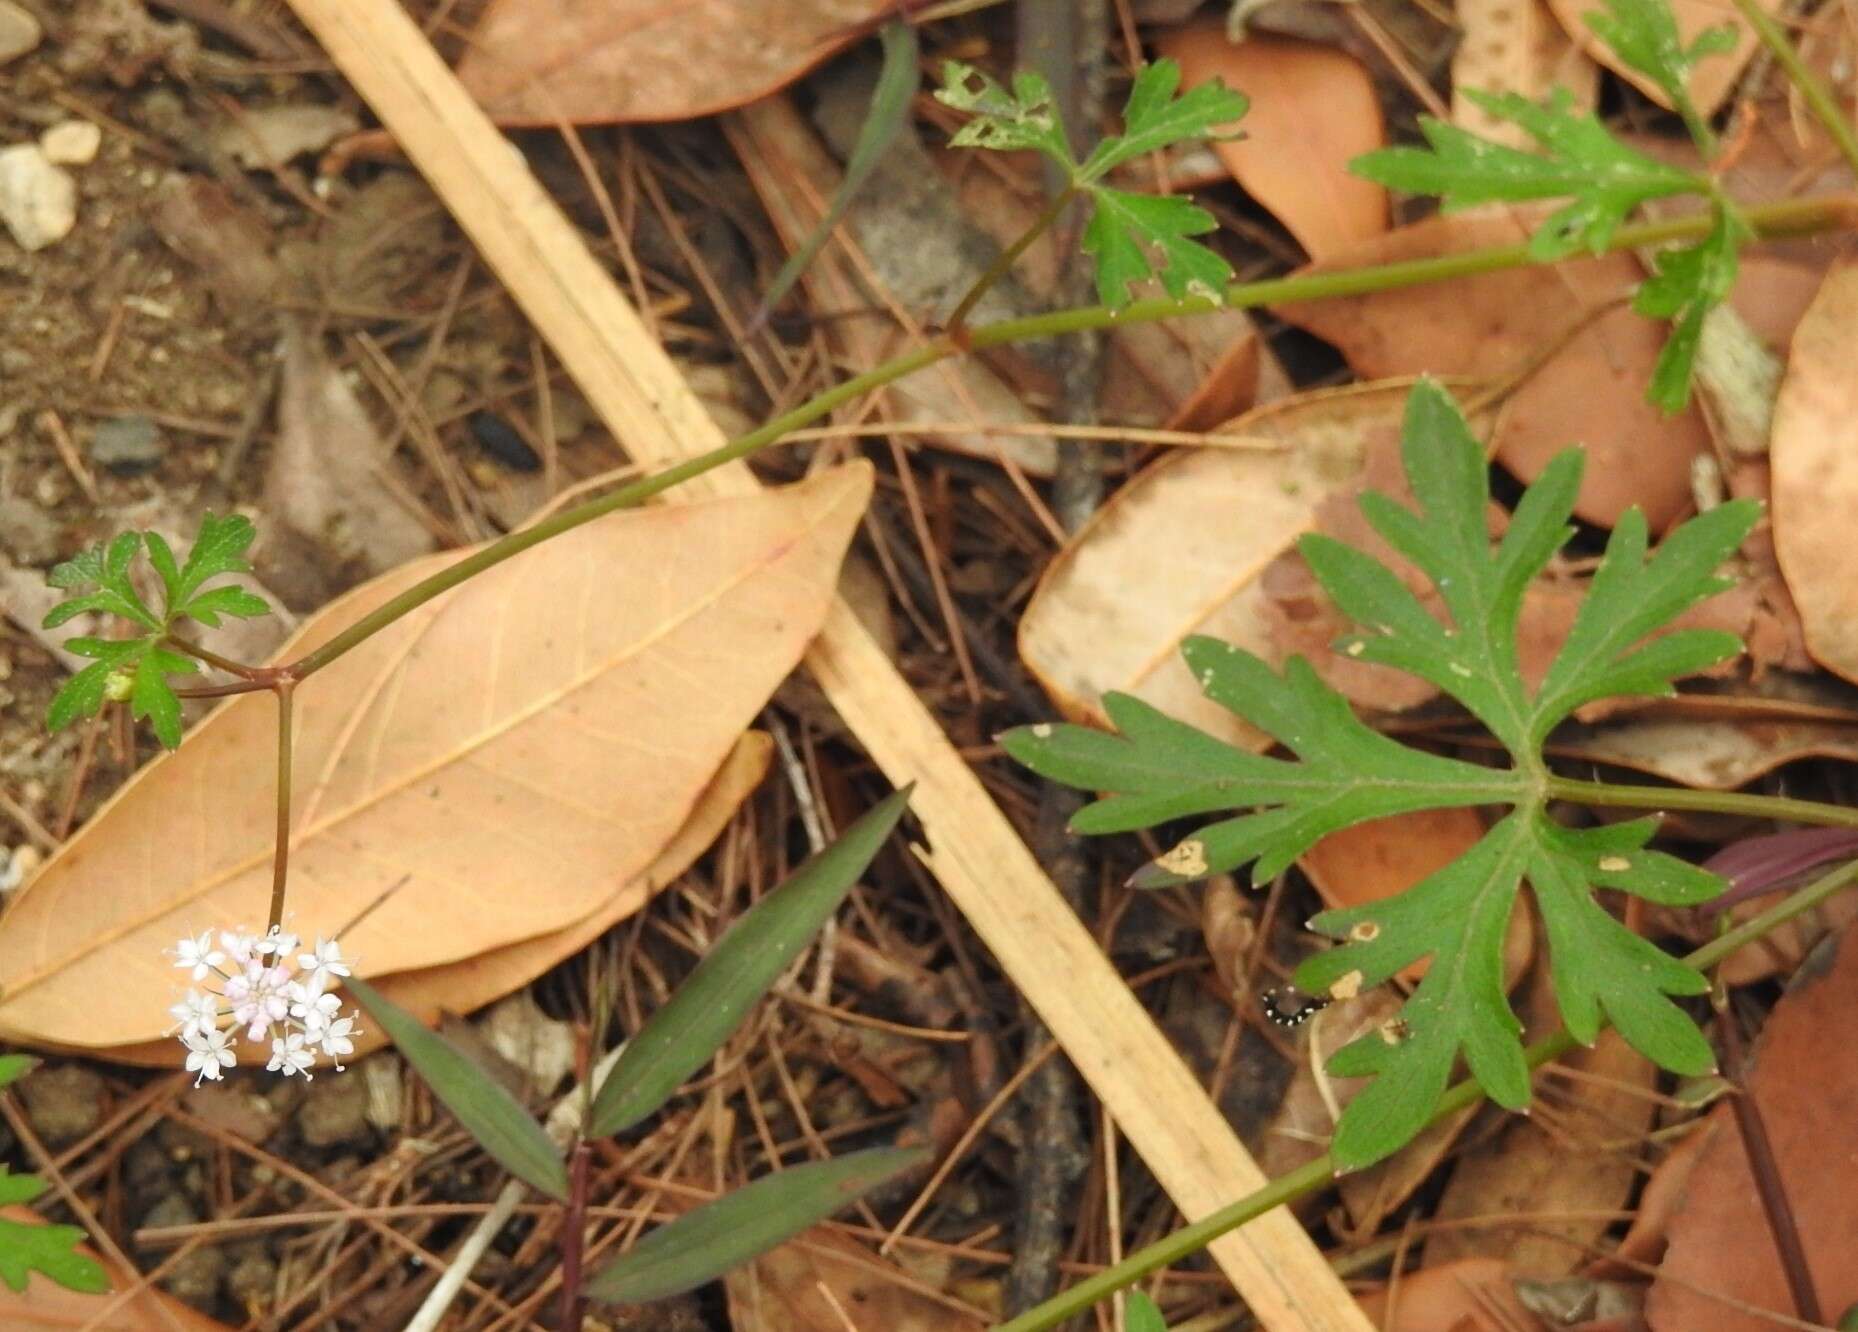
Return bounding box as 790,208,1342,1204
1455,0,1599,149
1018,381,1423,750
0,466,870,1050
456,0,889,126
1155,25,1388,260
1771,263,1858,684
1548,714,1858,790
725,1226,986,1332
1544,0,1782,117
265,328,437,586
1274,206,1711,529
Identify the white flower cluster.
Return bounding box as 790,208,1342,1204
168,928,361,1086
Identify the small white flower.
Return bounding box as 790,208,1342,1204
266,1033,315,1079
168,989,220,1039
172,932,225,981
253,928,299,958
220,929,257,967
297,937,351,992
227,961,292,1041
291,984,340,1031
317,1015,359,1068
183,1027,235,1085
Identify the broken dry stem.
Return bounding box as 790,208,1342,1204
995,853,1858,1332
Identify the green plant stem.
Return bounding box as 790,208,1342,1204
946,183,1077,335
1545,774,1858,829
266,682,294,934
165,636,265,681
995,852,1858,1332
1730,0,1858,178
278,193,1853,683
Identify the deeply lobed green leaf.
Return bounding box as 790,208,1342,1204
1583,0,1737,117
1006,379,1757,1168
938,57,1245,307
0,1170,108,1294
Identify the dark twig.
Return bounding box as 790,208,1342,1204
1717,1000,1823,1325
557,1139,591,1330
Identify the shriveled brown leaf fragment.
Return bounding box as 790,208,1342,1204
1454,0,1598,149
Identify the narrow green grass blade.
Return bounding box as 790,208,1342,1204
1126,1291,1169,1331
345,976,567,1200
751,21,918,328
589,786,911,1137
585,1146,926,1304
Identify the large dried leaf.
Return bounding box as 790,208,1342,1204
1545,0,1780,118
1273,206,1711,529
0,1208,232,1330
1454,0,1599,150
0,466,871,1050
457,0,889,126
1017,381,1449,750
1649,924,1858,1330
1155,26,1388,261
1771,263,1858,684
1356,1257,1537,1331
724,1225,985,1331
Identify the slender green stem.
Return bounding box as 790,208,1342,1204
278,193,1854,682
1730,0,1858,178
266,683,294,934
1545,774,1858,829
995,854,1858,1332
946,183,1077,335
164,636,266,681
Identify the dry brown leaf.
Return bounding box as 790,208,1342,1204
1454,0,1599,149
1425,1030,1655,1276
1649,923,1858,1331
1771,263,1858,684
0,1207,235,1330
1019,380,1428,750
1357,1256,1544,1331
1273,206,1711,530
0,466,870,1051
725,1225,987,1331
92,732,773,1066
456,0,888,125
262,328,437,600
1155,25,1388,261
1544,0,1781,117
1589,1122,1710,1277
1548,714,1858,790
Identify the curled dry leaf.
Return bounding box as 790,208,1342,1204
1356,1256,1538,1332
1274,206,1711,530
1154,25,1388,261
0,466,871,1051
1453,0,1599,150
1589,1120,1710,1276
1018,380,1431,751
1544,0,1782,117
0,1206,234,1330
1648,925,1858,1330
1771,263,1858,684
1548,713,1858,791
457,0,890,125
723,1225,986,1332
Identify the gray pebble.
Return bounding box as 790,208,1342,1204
87,415,165,475
295,1073,370,1147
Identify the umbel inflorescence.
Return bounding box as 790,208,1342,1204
168,928,362,1084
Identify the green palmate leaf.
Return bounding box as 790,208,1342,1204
585,1146,926,1304
1584,0,1736,129
345,976,568,1201
0,1171,108,1294
1006,379,1758,1169
1126,1291,1170,1332
1352,89,1701,259
589,787,911,1137
938,57,1245,307
1077,58,1247,182
755,20,917,326
1634,207,1748,412
40,512,270,749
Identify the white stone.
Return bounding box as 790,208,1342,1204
40,120,102,166
0,1,41,67
0,144,77,251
